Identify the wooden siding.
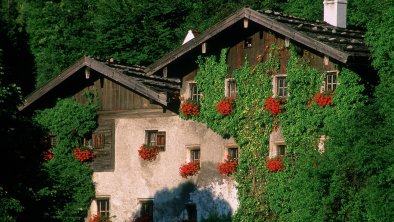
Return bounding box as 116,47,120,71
90,118,114,172
72,73,162,111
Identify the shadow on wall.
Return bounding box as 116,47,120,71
131,162,233,222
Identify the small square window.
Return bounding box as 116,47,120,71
146,130,166,151
275,76,288,98
228,147,239,160
96,198,110,218
139,199,154,220
225,78,237,98
325,72,338,92
189,82,202,101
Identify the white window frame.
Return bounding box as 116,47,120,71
185,145,200,163
187,81,202,101
96,196,110,218
272,74,288,98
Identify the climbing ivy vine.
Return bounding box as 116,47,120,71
189,46,387,221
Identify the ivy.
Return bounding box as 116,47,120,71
34,98,98,221
191,46,390,221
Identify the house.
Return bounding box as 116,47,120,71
20,1,373,221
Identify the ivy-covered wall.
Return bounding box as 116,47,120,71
184,43,389,221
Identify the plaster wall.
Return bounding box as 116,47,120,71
89,114,238,222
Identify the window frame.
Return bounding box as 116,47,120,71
225,78,237,98
138,199,154,220
227,147,239,161
96,197,110,218
188,82,202,101
273,74,288,98
145,130,166,151
324,71,338,92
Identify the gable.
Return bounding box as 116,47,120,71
19,57,181,112
146,8,369,77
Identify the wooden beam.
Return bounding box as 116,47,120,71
243,18,249,28
202,42,207,54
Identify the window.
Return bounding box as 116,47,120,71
225,78,237,98
275,76,288,98
228,147,239,160
185,203,197,222
190,149,200,162
277,145,286,156
84,133,105,149
325,71,338,92
139,199,154,221
189,82,202,101
96,198,110,218
146,130,166,151
244,38,252,48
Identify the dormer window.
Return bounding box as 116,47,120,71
325,71,338,92
225,78,237,98
273,75,288,98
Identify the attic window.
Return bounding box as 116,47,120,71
244,38,252,48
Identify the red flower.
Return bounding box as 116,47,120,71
217,154,238,176
43,149,53,161
180,99,200,116
264,96,286,115
73,147,94,162
179,161,200,178
313,91,334,107
138,144,160,161
266,156,285,172
216,98,236,116
89,214,112,222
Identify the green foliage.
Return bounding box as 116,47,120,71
34,98,98,221
34,98,99,147
192,46,392,221
0,187,23,222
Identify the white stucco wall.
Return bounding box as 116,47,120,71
89,113,239,222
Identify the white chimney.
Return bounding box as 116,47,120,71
323,0,347,28
182,30,196,45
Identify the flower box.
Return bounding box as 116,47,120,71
89,214,112,222
180,99,200,116
313,91,333,107
217,155,238,176
216,98,236,116
138,144,160,161
266,156,285,172
264,96,286,115
179,161,200,178
73,147,94,162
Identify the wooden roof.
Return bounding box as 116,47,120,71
145,8,370,75
19,57,181,111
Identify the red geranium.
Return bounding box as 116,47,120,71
138,144,160,161
179,161,200,178
89,214,112,222
73,147,94,162
216,98,236,116
313,91,333,107
43,149,53,161
266,156,285,172
180,99,200,116
217,154,238,176
264,96,286,115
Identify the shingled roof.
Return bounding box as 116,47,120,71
146,8,370,75
19,57,180,111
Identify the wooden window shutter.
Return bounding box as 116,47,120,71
156,131,166,151
93,133,105,149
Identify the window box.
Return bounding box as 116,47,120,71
266,156,285,172
179,161,200,178
180,99,200,117
216,98,236,116
73,147,94,162
138,144,160,161
313,91,334,107
264,96,286,115
217,154,238,176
